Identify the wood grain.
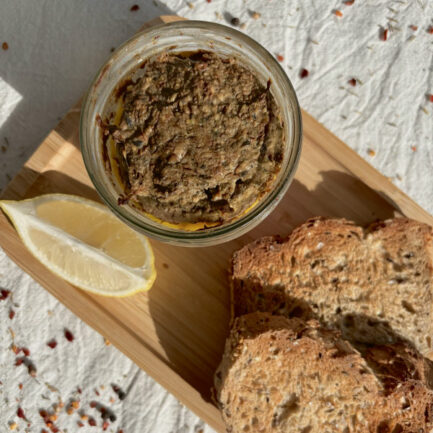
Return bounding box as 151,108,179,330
0,16,432,432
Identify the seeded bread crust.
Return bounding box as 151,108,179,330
231,217,433,358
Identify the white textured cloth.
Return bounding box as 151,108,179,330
0,0,432,431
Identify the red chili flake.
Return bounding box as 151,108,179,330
118,430,124,433
300,68,309,79
9,309,15,320
90,401,97,408
47,339,57,349
428,26,433,34
88,418,97,427
102,421,109,431
28,364,37,377
0,289,10,300
22,347,30,357
206,0,211,2
410,25,418,31
411,146,417,152
429,94,433,103
51,427,59,433
130,4,139,11
77,422,84,428
17,407,25,419
2,42,8,51
77,387,82,394
42,430,49,433
18,383,23,390
39,409,48,418
64,329,74,342
344,0,355,5
94,388,100,396
276,54,284,62
382,29,388,41
15,358,23,366
334,10,343,17
348,78,357,86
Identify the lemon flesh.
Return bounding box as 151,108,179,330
0,194,156,297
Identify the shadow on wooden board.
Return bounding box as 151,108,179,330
1,168,100,202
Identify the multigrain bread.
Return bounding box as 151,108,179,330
214,312,433,433
214,313,381,433
231,217,433,358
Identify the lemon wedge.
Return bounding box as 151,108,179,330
0,194,156,297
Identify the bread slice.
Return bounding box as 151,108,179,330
214,312,433,433
231,217,433,358
214,312,382,433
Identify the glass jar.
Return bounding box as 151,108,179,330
80,20,302,246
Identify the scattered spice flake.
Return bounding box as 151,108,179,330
9,423,17,430
240,23,247,30
206,0,211,2
9,309,15,320
231,17,240,26
49,414,57,422
428,26,433,35
17,407,26,420
42,430,49,433
344,0,355,4
18,383,23,390
88,418,97,427
382,28,389,41
90,401,97,408
410,25,418,31
15,358,23,366
94,388,100,396
300,68,309,79
0,289,11,300
2,42,8,51
348,78,357,86
77,387,82,394
28,363,37,377
71,400,80,409
428,94,433,103
47,339,57,349
421,106,430,115
187,1,194,8
110,47,115,53
276,54,284,62
22,347,30,357
118,430,124,433
77,421,84,428
130,4,139,11
64,329,74,342
367,149,376,157
66,407,74,415
81,415,89,421
109,397,115,403
334,10,343,17
251,11,261,19
411,146,417,152
104,338,111,346
103,421,110,431
112,384,126,400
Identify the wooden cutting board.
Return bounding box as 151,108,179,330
1,15,432,432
